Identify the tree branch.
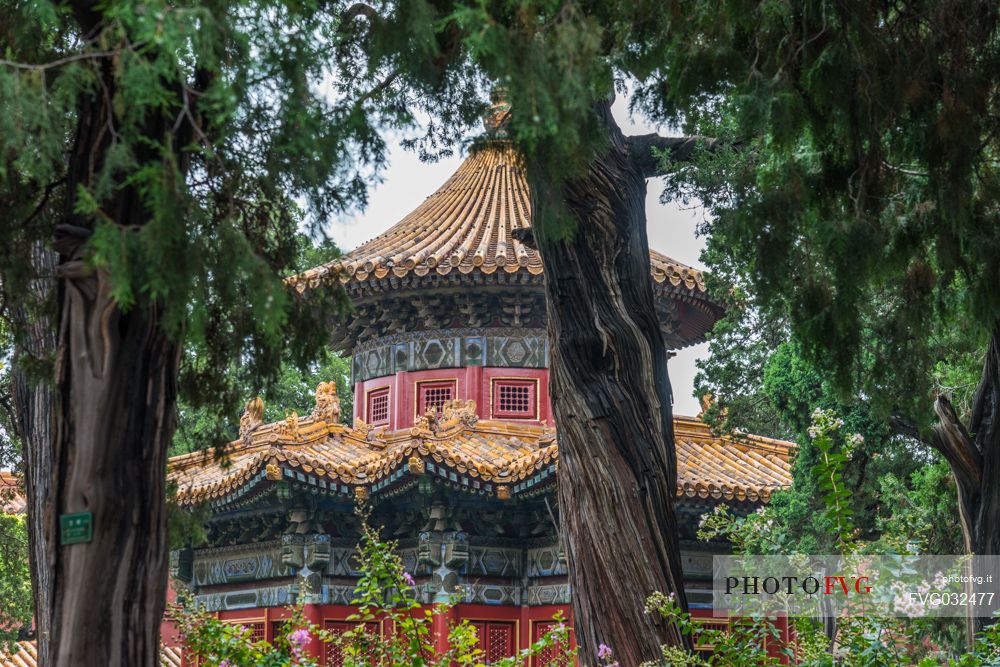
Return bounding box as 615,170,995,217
627,133,724,178
0,50,117,71
888,413,926,444
931,395,983,494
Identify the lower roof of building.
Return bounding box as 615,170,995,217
169,394,795,510
0,642,181,667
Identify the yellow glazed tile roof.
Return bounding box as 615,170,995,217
168,400,794,507
0,642,181,667
286,145,714,300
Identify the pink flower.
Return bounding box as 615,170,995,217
402,571,416,587
290,628,311,648
219,661,231,667
598,643,613,660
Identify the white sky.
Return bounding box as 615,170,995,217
324,97,710,416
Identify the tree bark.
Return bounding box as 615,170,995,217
924,324,1000,558
967,325,1000,558
48,264,178,667
532,100,690,665
12,243,59,665
40,25,182,665
899,323,1000,642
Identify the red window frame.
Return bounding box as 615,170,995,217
470,621,516,664
491,379,538,419
366,387,390,425
531,621,566,667
324,620,381,666
416,380,456,417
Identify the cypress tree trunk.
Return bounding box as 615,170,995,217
532,100,689,666
40,20,183,663
967,326,1000,559
12,243,58,666
48,264,178,667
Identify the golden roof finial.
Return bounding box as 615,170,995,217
276,409,300,441
239,396,265,442
312,380,341,424
698,393,713,417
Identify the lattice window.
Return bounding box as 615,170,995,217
471,621,515,664
693,618,732,656
492,379,537,419
531,621,568,667
366,388,390,425
227,621,266,643
324,621,380,667
271,620,288,644
417,381,455,416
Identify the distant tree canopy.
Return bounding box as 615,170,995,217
656,0,999,559
655,0,998,423
172,235,353,456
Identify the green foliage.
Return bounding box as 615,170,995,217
0,512,32,652
694,408,990,664
0,0,397,446
173,505,576,667
336,504,576,667
875,461,964,557
644,591,782,667
654,0,999,428
700,330,962,555
0,362,20,474
700,408,961,558
172,602,330,667
808,409,859,552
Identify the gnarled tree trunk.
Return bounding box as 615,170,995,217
931,324,1000,638
48,265,178,667
531,100,690,666
40,21,183,664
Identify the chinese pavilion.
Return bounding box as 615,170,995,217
164,142,796,665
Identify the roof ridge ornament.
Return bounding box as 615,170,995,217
239,396,264,445
483,88,511,133
352,418,387,448
440,399,478,428
311,380,342,425
411,400,478,436
274,409,300,443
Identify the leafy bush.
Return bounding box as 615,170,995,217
678,408,1000,666
0,512,31,652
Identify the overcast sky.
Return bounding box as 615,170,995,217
324,98,710,416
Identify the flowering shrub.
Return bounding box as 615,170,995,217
640,590,783,667
679,408,1000,666
332,505,580,667
170,604,328,667
171,505,578,666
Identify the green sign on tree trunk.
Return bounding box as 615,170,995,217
59,512,93,545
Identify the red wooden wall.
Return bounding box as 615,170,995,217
354,367,553,430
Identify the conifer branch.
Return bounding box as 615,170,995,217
626,133,724,178
0,50,117,71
